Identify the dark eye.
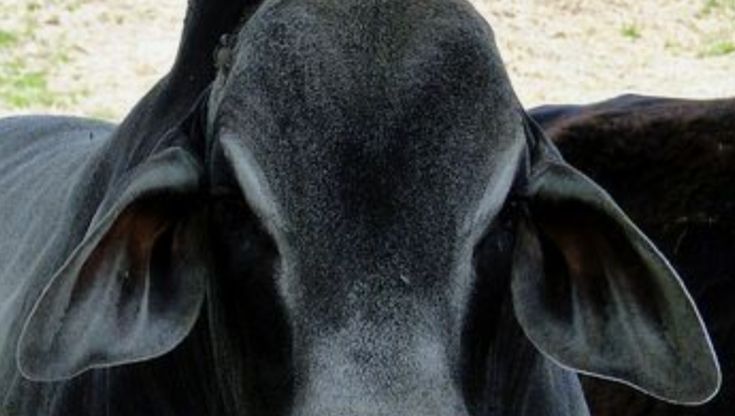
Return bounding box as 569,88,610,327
207,197,293,412
460,204,518,410
210,195,276,276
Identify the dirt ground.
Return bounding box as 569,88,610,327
0,0,733,120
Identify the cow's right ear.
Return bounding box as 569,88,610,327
17,127,208,382
510,118,721,405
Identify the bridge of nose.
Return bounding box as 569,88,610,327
277,248,472,415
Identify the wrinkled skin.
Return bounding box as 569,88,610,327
0,1,721,415
531,94,735,416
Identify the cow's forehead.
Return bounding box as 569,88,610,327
213,0,525,273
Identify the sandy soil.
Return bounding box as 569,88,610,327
479,0,735,106
0,0,733,120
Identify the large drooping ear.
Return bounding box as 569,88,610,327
511,117,721,404
14,1,272,383
17,126,208,382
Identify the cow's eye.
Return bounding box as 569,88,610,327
209,195,277,275
208,197,293,412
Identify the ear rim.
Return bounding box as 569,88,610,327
16,147,206,382
511,145,722,405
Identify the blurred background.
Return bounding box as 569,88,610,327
0,0,733,120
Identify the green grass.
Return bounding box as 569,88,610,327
0,58,81,109
621,24,642,40
0,61,56,108
701,40,735,57
693,1,735,58
0,30,18,48
0,2,86,110
702,0,735,14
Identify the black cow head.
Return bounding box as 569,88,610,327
16,0,720,414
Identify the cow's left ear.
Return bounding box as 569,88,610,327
17,127,208,382
511,118,721,404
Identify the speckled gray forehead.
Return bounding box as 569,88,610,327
209,0,527,276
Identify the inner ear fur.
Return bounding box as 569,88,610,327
17,148,207,381
511,158,721,405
